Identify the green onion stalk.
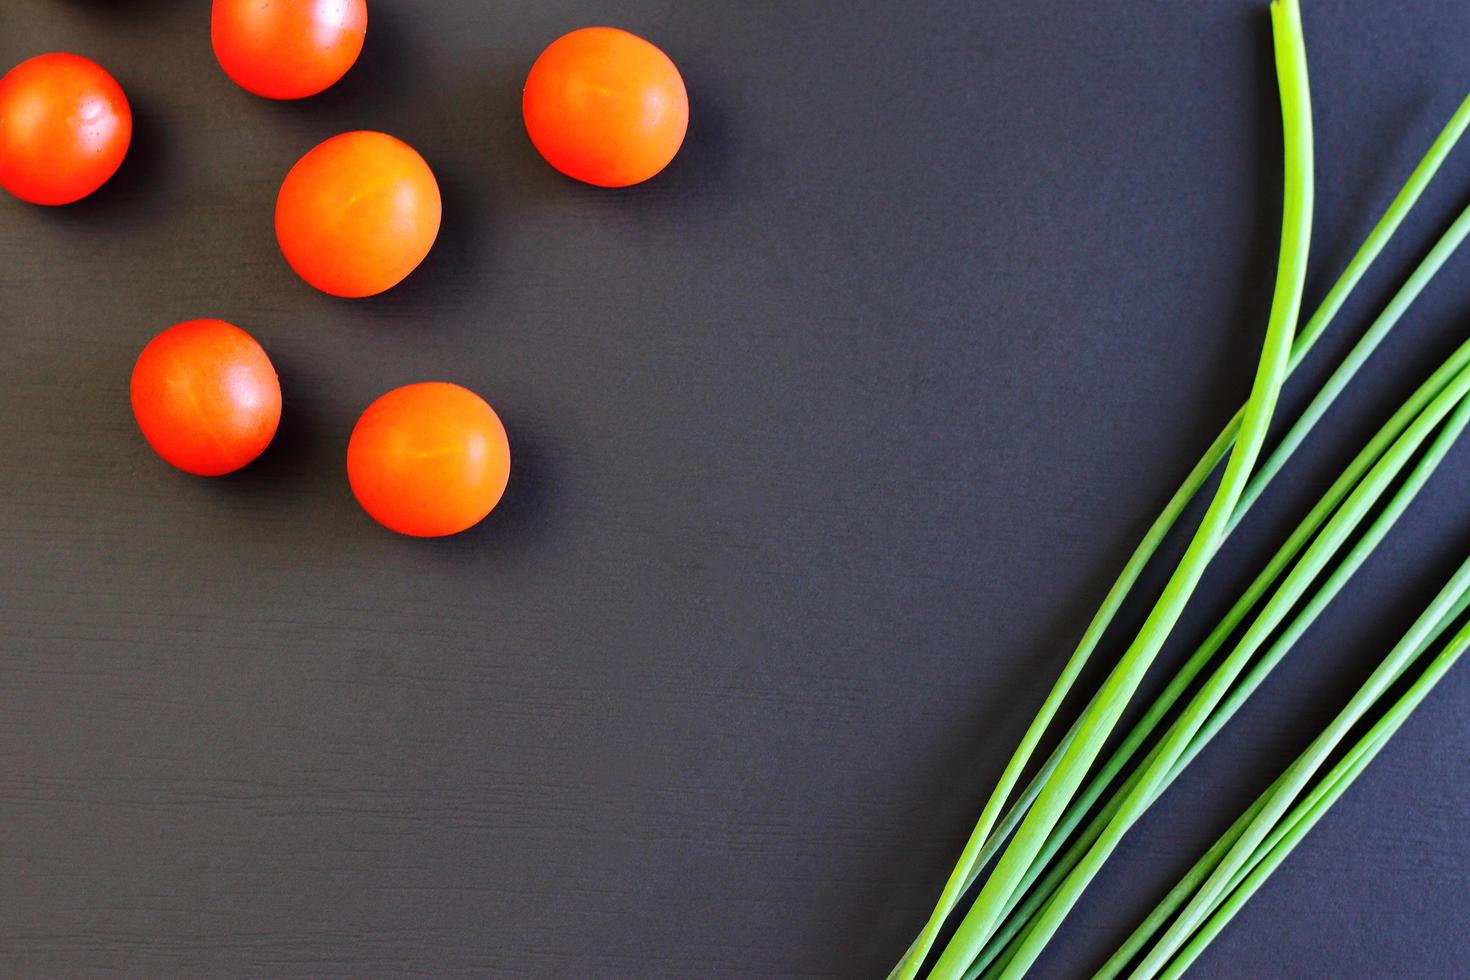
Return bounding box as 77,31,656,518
971,333,1470,977
958,176,1470,980
1104,551,1470,977
889,9,1470,975
1125,504,1470,977
1137,585,1470,978
979,350,1470,978
924,4,1315,975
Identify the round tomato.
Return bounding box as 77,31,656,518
0,53,132,206
212,0,367,100
523,27,688,187
276,131,441,298
347,383,510,537
130,320,282,477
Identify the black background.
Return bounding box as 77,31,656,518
3,1,1469,976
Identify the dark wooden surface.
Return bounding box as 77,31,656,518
2,1,1469,976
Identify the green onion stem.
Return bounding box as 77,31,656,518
988,359,1470,977
1163,602,1466,977
1154,605,1470,978
1129,482,1470,977
1096,573,1470,978
924,4,1314,975
961,182,1470,973
963,332,1470,979
970,199,1470,970
1096,584,1470,977
1097,766,1288,978
888,36,1470,980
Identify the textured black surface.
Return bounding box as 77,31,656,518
3,1,1470,976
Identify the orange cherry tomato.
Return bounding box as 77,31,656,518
211,0,367,100
130,320,282,477
347,383,511,537
523,27,688,187
275,131,442,298
0,53,131,206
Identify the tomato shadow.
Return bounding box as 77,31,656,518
543,69,732,215
276,1,407,123
423,423,552,562
622,67,731,207
210,356,329,495
174,353,383,553
470,53,732,208
465,62,561,192
48,102,172,223
369,167,485,311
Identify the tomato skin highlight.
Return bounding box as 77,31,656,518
0,53,132,206
347,383,511,538
275,131,442,298
212,0,367,100
130,320,282,477
523,27,689,187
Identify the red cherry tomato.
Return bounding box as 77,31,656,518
523,27,688,187
211,0,367,100
0,53,131,206
347,383,511,537
275,131,442,298
130,320,282,477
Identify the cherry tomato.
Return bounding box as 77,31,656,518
347,383,511,537
275,131,442,298
130,320,282,477
0,53,131,206
523,27,688,187
212,0,367,100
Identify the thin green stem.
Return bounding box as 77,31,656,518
1133,536,1470,976
972,334,1470,979
966,215,1470,974
925,5,1314,974
885,715,1086,980
971,188,1470,975
894,51,1470,980
1128,584,1470,969
961,145,1470,980
1096,579,1470,977
991,356,1470,977
1150,589,1470,979
1229,158,1470,532
1170,584,1470,961
889,39,1470,980
1095,775,1282,978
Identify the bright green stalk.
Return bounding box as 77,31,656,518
1139,583,1470,946
1096,586,1470,977
1156,609,1470,979
977,156,1470,980
990,363,1470,977
970,188,1470,974
1148,591,1470,978
924,6,1313,975
1096,775,1282,978
1132,534,1470,976
978,78,1470,906
1228,158,1470,526
969,335,1470,979
888,40,1470,980
966,194,1470,968
1107,584,1470,977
